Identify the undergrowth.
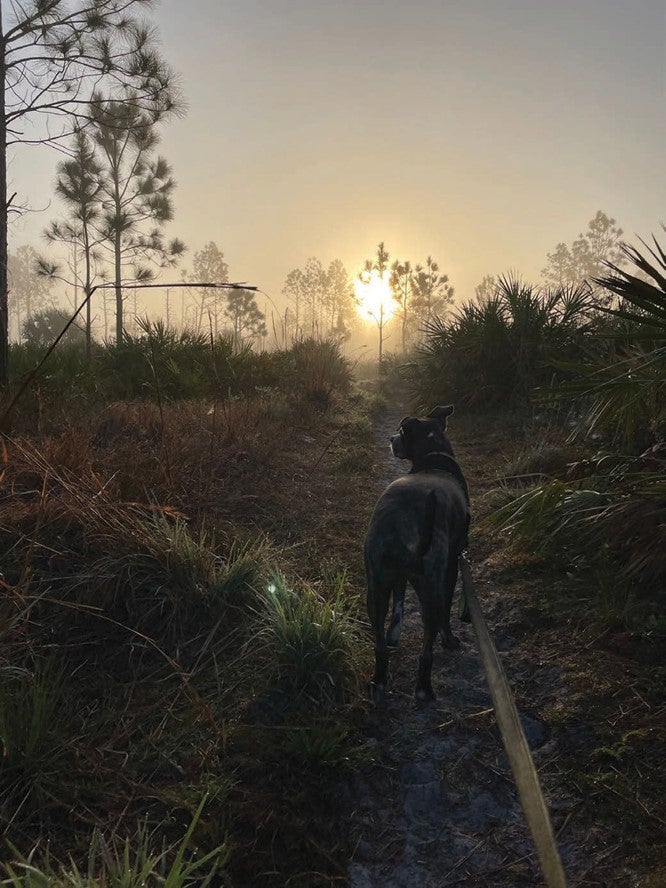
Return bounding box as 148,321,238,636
4,332,352,434
0,354,373,886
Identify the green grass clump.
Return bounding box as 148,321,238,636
254,572,363,709
277,338,352,410
1,796,228,887
0,660,73,819
488,457,665,631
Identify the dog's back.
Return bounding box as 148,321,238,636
365,473,467,583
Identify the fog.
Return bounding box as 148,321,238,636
7,0,665,345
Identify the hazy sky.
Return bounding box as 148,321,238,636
10,0,666,315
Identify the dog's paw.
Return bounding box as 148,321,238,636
415,685,436,704
369,681,386,703
440,630,461,649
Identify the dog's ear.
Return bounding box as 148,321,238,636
428,405,454,427
400,417,419,435
397,417,419,454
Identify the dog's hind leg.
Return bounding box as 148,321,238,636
386,583,406,647
366,580,391,698
440,552,461,649
414,579,440,702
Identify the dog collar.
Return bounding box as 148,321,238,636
410,451,469,501
411,451,459,472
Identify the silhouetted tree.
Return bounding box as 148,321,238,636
7,246,52,341
183,242,229,333
390,259,413,350
0,0,180,383
41,130,104,355
474,274,497,305
542,211,625,304
302,257,327,336
223,288,267,348
282,268,307,339
411,255,454,332
92,98,185,340
325,259,355,340
359,243,393,364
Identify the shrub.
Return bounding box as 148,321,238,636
22,307,87,348
278,338,352,409
6,326,353,422
491,235,666,630
405,276,592,410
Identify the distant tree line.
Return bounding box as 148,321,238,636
281,257,357,343
180,242,266,348
474,211,627,308
279,243,457,354
11,236,267,352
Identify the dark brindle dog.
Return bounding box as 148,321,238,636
364,405,470,701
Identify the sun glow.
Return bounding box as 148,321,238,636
354,269,395,323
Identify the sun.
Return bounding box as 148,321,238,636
354,269,395,323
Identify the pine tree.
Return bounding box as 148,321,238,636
0,0,180,383
92,98,185,340
42,130,104,355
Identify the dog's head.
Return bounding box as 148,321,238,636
390,405,455,462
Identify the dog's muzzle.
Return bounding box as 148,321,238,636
390,433,406,458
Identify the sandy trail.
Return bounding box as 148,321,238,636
346,406,575,888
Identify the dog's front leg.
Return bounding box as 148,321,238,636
416,619,438,702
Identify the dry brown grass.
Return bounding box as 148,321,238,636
0,384,379,886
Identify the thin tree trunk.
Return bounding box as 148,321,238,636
83,227,91,359
0,10,9,384
73,240,79,312
113,175,123,341
115,225,122,341
378,304,384,366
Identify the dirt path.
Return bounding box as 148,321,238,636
345,406,577,888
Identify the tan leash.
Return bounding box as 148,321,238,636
459,554,568,888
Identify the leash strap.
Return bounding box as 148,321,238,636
459,554,568,888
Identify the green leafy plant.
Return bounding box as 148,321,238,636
490,235,666,630
405,276,592,410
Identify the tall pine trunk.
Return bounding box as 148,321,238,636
113,175,123,341
0,10,9,385
84,227,92,359
114,224,122,341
